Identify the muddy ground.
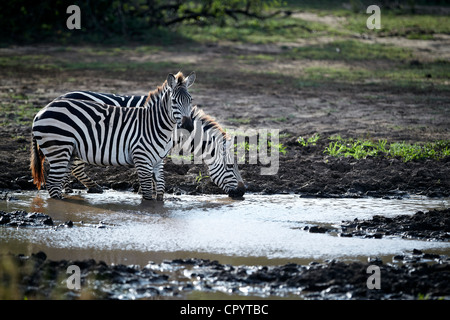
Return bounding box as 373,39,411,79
0,30,449,299
0,44,449,197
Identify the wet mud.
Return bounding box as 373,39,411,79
306,208,450,242
3,248,449,300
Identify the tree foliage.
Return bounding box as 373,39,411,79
0,0,282,43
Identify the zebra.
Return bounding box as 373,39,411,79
30,72,195,201
55,91,246,198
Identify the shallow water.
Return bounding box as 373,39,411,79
1,190,449,266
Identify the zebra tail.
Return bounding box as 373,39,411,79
30,134,45,190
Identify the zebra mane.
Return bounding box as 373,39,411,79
192,106,229,140
174,71,187,85
145,71,186,105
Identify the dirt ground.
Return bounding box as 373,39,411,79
0,42,449,198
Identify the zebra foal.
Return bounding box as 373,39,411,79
30,72,195,200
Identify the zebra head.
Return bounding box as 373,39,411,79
210,137,246,199
167,71,196,132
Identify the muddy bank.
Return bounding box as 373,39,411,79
2,248,449,300
1,125,449,199
305,208,450,242
83,136,450,199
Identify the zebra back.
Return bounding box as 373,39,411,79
58,91,147,107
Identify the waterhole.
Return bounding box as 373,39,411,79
1,190,449,266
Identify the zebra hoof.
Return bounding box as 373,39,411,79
156,194,164,201
64,187,74,194
87,186,104,194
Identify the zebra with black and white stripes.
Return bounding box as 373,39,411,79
30,72,196,200
181,105,246,198
56,91,246,198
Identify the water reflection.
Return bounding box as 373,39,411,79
30,194,46,213
1,190,449,267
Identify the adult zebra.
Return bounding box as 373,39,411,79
56,91,246,198
31,72,195,200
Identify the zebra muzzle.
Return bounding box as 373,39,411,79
228,181,246,198
180,116,194,132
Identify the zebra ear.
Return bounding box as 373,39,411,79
185,71,196,88
167,74,177,90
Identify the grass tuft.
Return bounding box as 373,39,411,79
324,136,450,162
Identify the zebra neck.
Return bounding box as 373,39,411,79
144,81,171,108
191,118,226,163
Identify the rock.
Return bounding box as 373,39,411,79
368,257,383,265
0,214,10,225
32,251,47,261
64,220,73,228
43,217,53,226
308,226,328,233
339,232,352,237
393,255,404,261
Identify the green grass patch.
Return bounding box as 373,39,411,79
0,91,40,127
57,60,176,72
234,140,287,156
384,60,450,82
345,12,450,39
298,133,320,147
0,53,190,73
287,40,413,62
302,65,372,83
284,0,450,39
295,59,450,89
0,102,38,126
180,15,334,44
0,55,59,70
227,117,251,124
324,136,450,162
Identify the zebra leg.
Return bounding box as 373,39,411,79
151,177,157,199
62,173,73,194
71,159,103,193
153,160,165,201
133,158,155,200
45,148,73,199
